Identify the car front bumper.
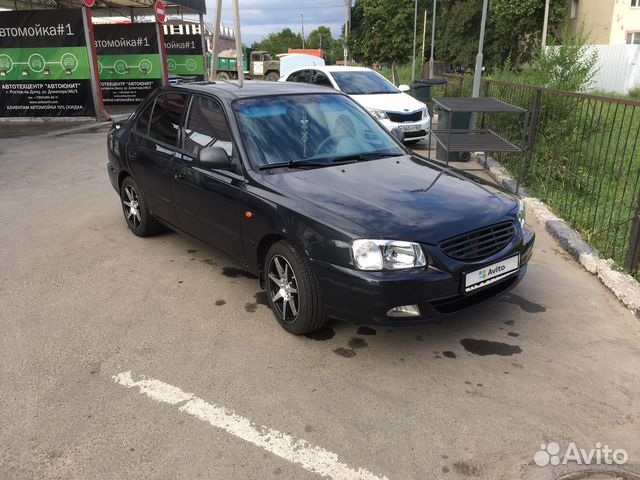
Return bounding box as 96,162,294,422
380,117,431,141
310,227,535,325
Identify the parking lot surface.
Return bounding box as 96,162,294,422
1,130,639,480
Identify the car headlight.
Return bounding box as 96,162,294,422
516,199,526,228
368,109,388,120
351,239,426,270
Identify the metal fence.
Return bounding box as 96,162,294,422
433,74,640,276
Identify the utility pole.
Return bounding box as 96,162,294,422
421,9,427,72
541,0,550,47
300,12,305,49
233,0,243,87
411,0,417,83
209,0,222,81
471,0,489,98
344,0,350,65
429,0,437,79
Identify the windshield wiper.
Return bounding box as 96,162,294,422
259,160,325,170
327,152,404,163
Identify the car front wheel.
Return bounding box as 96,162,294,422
265,240,327,334
120,177,163,237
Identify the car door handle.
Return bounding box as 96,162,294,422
174,171,185,180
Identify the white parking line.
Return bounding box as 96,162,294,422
113,371,389,480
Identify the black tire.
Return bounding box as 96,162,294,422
458,151,471,162
265,71,280,82
120,177,163,237
264,240,327,334
217,71,231,80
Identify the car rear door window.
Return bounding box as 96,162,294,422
288,69,312,83
312,71,333,88
148,93,188,147
183,95,233,156
135,100,154,135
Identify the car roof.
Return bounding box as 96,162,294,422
287,65,374,74
173,80,335,100
283,65,380,78
323,66,375,73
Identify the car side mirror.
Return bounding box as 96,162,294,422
391,127,405,143
398,84,410,92
199,146,234,171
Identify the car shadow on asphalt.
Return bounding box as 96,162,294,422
137,228,546,365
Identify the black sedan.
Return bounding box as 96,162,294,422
107,81,534,334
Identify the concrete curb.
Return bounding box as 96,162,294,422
42,114,131,138
42,121,111,138
473,153,640,318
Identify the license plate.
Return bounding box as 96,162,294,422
399,124,421,132
464,255,520,293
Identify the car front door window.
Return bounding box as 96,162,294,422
183,95,234,158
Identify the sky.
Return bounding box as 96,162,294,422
205,0,348,45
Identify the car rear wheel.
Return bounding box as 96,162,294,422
120,177,163,237
265,240,327,334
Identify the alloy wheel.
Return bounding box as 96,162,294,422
122,184,141,229
267,254,299,324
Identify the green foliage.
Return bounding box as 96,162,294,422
251,26,344,65
491,28,598,92
529,28,598,91
486,0,567,66
380,64,417,86
443,74,640,276
350,0,422,65
627,85,640,99
349,0,567,69
251,28,302,58
306,26,344,65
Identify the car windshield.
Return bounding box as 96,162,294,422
331,71,399,95
233,93,405,169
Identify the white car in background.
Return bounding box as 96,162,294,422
279,66,430,143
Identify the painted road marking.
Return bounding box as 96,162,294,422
113,371,389,480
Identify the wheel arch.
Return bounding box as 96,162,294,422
256,233,287,288
117,170,131,191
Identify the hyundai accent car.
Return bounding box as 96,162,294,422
106,81,534,335
279,66,430,143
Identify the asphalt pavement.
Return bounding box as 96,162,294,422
1,130,639,480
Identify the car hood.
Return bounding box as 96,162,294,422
261,155,517,245
350,92,426,114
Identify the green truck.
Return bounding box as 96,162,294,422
210,48,280,81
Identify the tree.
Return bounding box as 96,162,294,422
307,26,344,64
251,28,303,58
484,0,568,66
529,28,598,91
350,0,423,66
348,0,567,69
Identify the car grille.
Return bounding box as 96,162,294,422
386,110,423,123
439,222,515,261
403,130,427,138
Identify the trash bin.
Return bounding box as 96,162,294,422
410,79,448,114
436,109,473,162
